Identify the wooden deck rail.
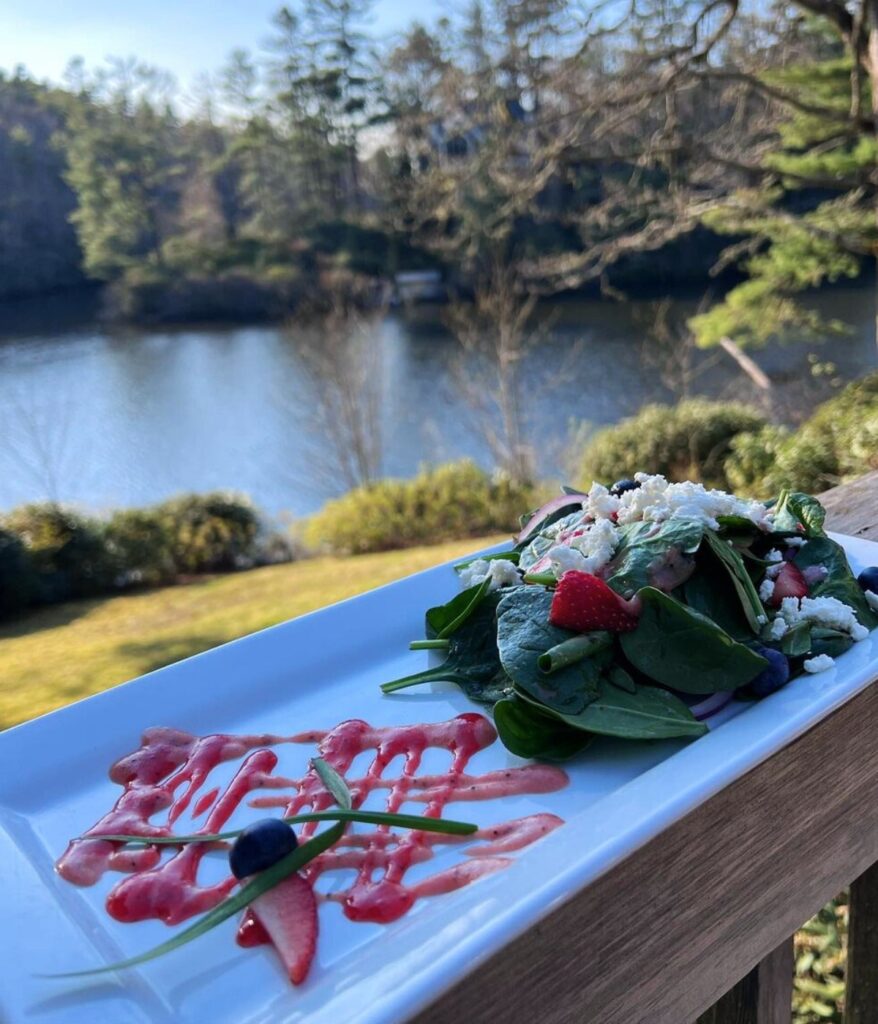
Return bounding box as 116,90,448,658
412,472,878,1024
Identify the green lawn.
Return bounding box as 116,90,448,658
0,535,504,731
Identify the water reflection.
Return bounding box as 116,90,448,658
0,287,874,516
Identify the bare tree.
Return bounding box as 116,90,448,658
291,299,386,494
0,384,83,505
445,262,540,484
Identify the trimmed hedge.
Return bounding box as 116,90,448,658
578,400,767,490
0,492,275,621
105,508,177,586
0,528,36,617
156,493,261,573
2,503,116,603
304,461,537,556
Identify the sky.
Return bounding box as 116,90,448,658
1,0,446,93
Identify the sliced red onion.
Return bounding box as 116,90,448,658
689,691,734,721
515,495,586,545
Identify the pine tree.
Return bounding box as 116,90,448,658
60,61,184,279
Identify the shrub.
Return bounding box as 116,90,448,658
578,400,767,490
2,503,115,602
724,425,791,495
726,372,878,495
104,508,176,587
304,460,537,555
157,493,261,573
0,528,36,617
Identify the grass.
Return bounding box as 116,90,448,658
0,534,505,731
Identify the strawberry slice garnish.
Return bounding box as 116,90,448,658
549,570,640,633
250,872,318,985
768,562,809,607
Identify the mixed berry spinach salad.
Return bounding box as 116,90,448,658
382,475,878,761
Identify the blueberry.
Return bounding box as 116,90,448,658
610,478,640,497
857,566,878,594
229,818,298,879
748,645,790,698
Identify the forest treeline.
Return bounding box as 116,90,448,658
0,0,875,334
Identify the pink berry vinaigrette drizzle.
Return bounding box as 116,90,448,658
56,713,567,941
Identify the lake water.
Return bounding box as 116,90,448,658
0,287,875,518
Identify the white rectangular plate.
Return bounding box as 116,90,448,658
2,533,877,1024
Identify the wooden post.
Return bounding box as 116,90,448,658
845,861,878,1024
696,939,794,1024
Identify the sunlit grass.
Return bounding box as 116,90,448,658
0,535,505,731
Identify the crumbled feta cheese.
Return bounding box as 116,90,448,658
543,517,620,577
569,517,618,566
759,578,775,602
585,482,621,521
765,549,783,563
756,614,767,626
459,557,520,591
776,595,869,641
803,654,835,674
458,559,489,588
865,590,878,613
611,473,771,530
765,562,783,579
769,617,788,640
547,545,592,575
487,558,521,589
785,537,806,548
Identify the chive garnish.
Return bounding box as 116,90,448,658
44,822,345,978
49,754,478,978
311,756,353,810
84,808,477,845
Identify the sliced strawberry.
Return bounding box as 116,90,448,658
549,570,640,632
768,562,809,607
250,872,318,985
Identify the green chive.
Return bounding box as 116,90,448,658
43,822,345,978
311,756,352,810
84,808,478,845
523,572,557,587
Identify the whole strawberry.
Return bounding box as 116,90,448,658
549,571,640,633
768,562,809,607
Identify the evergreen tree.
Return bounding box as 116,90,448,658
60,61,184,279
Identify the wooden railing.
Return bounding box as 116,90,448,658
697,472,878,1024
413,472,878,1024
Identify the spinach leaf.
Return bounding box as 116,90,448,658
515,679,707,740
496,587,610,715
382,593,511,704
793,537,878,630
426,577,491,639
683,559,751,640
772,490,827,538
494,696,593,760
716,514,761,534
809,627,854,659
620,587,767,693
605,518,704,597
780,621,812,657
516,503,584,552
701,530,764,634
607,665,637,693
